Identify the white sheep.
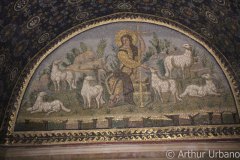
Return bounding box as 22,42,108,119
149,67,182,103
164,44,193,78
51,60,76,91
180,73,221,98
27,92,71,115
81,76,105,108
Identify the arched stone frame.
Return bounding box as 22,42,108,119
3,13,240,146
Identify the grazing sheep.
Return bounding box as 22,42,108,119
51,60,76,91
164,44,193,78
149,67,182,103
180,73,221,98
27,92,71,115
81,76,105,108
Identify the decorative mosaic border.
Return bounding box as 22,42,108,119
4,125,240,146
2,13,240,146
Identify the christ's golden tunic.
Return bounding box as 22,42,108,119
117,48,140,76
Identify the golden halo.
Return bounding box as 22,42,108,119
115,30,137,47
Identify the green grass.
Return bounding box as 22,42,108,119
17,89,236,123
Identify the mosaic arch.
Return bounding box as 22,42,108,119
6,16,240,145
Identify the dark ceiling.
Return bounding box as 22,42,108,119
0,0,240,132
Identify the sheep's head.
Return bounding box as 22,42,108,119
149,67,158,73
38,92,47,97
201,73,211,79
84,76,95,81
182,44,192,50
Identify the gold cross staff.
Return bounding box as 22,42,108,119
136,24,144,108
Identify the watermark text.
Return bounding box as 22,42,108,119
166,150,240,159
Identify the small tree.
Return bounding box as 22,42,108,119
157,59,165,76
192,46,199,58
71,48,80,56
201,54,208,68
66,52,75,64
38,64,51,80
149,32,161,53
80,42,88,52
164,39,171,48
104,44,120,72
149,33,172,55
111,44,119,53
142,46,154,63
97,39,107,58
